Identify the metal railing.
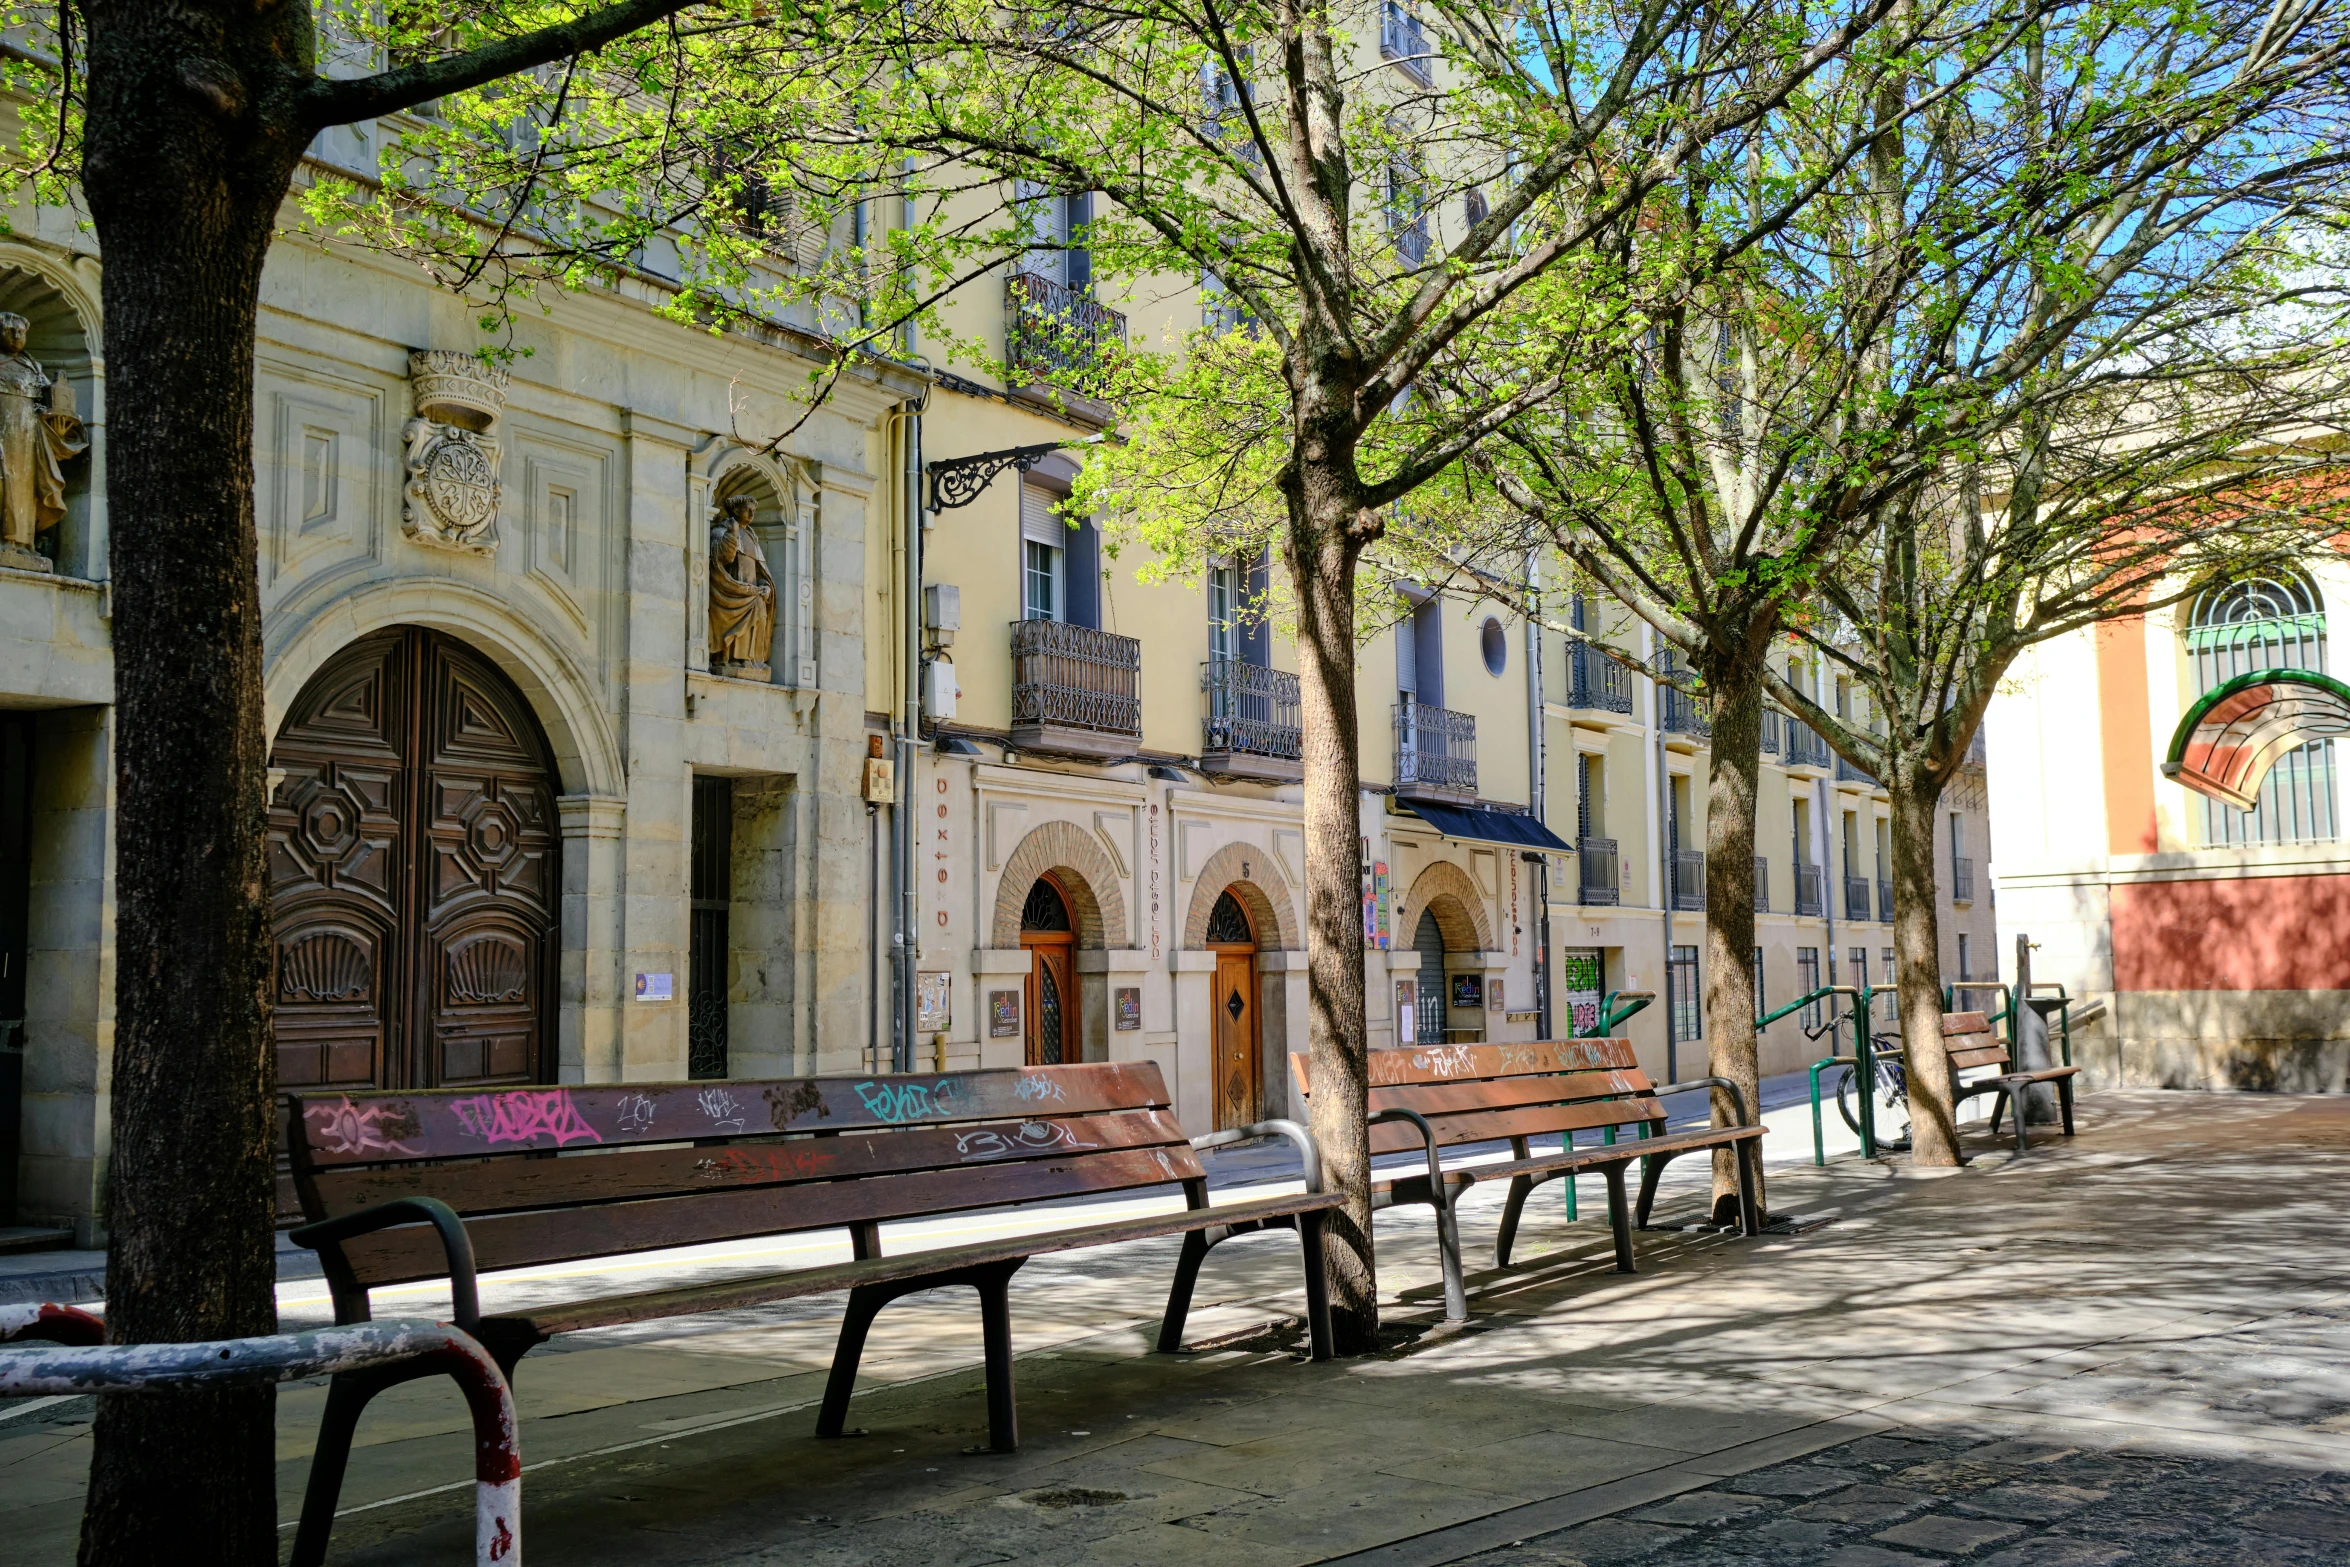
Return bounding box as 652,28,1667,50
1952,855,1976,903
1660,682,1711,739
1379,0,1435,83
1836,754,1878,785
1577,837,1619,905
1753,854,1770,913
1394,696,1476,797
1844,874,1871,922
1672,850,1706,911
1564,638,1634,713
1794,863,1825,917
1201,658,1301,763
1784,720,1830,768
1760,709,1783,756
1007,269,1126,400
1011,619,1142,738
1878,878,1894,923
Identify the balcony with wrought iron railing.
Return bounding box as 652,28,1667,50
1564,638,1635,715
1836,754,1879,786
1379,0,1435,84
1011,618,1142,760
1393,696,1476,802
1200,659,1302,781
1952,855,1976,904
1754,854,1770,913
1660,682,1711,742
1878,878,1893,923
1783,719,1831,769
1760,709,1783,756
1794,863,1825,917
1578,838,1619,906
1672,850,1706,911
1844,874,1872,923
1007,270,1126,413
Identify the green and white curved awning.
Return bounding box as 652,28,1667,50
2161,668,2350,811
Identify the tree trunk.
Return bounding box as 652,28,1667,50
1888,766,1959,1167
78,6,311,1560
1287,516,1377,1351
1700,653,1767,1222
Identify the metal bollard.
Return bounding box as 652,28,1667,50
0,1315,520,1565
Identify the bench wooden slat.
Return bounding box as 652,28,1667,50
495,1190,1345,1341
1941,1011,1993,1037
1361,1038,1640,1088
305,1108,1194,1220
1366,1068,1653,1120
335,1143,1212,1286
1368,1097,1665,1155
1440,1123,1767,1189
1946,1044,2012,1070
290,1062,1173,1167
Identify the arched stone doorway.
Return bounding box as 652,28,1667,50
1019,874,1079,1066
268,627,561,1091
1401,860,1490,1046
1205,888,1261,1129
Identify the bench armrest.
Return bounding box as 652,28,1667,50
1654,1075,1756,1130
1368,1107,1452,1214
1191,1119,1326,1195
291,1197,480,1335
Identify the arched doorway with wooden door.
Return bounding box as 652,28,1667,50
1205,888,1261,1130
1400,859,1493,1046
1019,875,1079,1066
267,626,561,1093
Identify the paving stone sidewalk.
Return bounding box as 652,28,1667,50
4,1088,2348,1565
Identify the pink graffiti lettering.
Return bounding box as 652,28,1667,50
306,1096,421,1158
449,1088,603,1147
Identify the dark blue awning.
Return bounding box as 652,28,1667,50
1397,800,1572,854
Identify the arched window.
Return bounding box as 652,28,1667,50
2188,569,2335,844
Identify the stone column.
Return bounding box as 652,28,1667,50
1256,948,1310,1119
557,792,626,1082
1169,949,1217,1130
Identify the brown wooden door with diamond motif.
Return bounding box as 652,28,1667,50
268,627,559,1092
1207,888,1260,1132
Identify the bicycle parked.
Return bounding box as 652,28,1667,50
1801,1005,1912,1152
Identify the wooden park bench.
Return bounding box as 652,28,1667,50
285,1062,1339,1563
1284,1038,1766,1320
1940,1010,2080,1154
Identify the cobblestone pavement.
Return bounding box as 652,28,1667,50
1455,1424,2350,1566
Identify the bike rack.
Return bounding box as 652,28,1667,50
1787,987,1883,1164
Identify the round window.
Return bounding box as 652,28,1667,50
1480,616,1508,677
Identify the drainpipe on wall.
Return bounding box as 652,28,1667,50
894,394,923,1073
1818,774,1837,994
1524,551,1551,1040
1649,626,1674,1081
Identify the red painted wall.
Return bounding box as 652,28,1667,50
2111,874,2350,991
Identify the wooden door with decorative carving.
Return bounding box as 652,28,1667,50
1206,888,1260,1131
268,628,558,1093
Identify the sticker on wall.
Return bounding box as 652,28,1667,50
1361,860,1392,950
917,972,951,1033
1395,978,1416,1043
988,989,1021,1038
1451,973,1483,1013
634,972,673,1003
1561,947,1603,1035
1488,977,1505,1013
1115,986,1142,1031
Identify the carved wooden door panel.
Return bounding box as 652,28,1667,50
1211,949,1260,1131
268,628,558,1093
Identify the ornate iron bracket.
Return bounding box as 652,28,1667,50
926,440,1077,514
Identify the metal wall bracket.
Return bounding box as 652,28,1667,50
926,441,1074,514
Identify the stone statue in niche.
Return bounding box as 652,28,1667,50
708,493,776,679
401,349,508,553
0,311,87,574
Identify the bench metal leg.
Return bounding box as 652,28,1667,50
1298,1211,1334,1362
1434,1182,1469,1322
1600,1162,1637,1273
2059,1075,2077,1137
1156,1230,1212,1354
1634,1150,1671,1229
1495,1174,1536,1268
817,1282,893,1441
1735,1139,1763,1238
818,1260,1029,1450
2009,1086,2030,1154
292,1356,453,1567
973,1261,1020,1454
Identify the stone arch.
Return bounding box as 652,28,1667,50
990,819,1129,949
1181,841,1300,950
263,576,624,799
1400,859,1492,953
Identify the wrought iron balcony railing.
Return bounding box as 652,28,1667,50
1673,850,1706,911
1837,754,1878,786
1379,0,1435,83
1661,681,1711,739
1952,855,1976,904
1578,837,1619,906
1844,874,1872,923
1200,659,1302,780
1565,638,1634,714
1878,878,1894,923
1760,709,1783,756
1753,854,1770,913
1007,270,1126,403
1784,720,1830,768
1010,618,1142,758
1794,863,1824,917
1394,696,1476,800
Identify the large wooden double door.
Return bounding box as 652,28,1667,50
268,628,559,1092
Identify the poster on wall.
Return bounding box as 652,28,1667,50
1488,977,1505,1013
1561,947,1604,1035
1451,973,1482,1013
1395,978,1416,1044
1115,987,1141,1030
988,989,1020,1038
916,972,952,1033
1361,859,1393,949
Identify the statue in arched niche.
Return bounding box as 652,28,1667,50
0,311,86,573
708,492,776,678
